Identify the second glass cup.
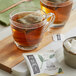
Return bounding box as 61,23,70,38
40,0,73,28
10,7,55,51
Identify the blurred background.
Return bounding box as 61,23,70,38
0,0,76,32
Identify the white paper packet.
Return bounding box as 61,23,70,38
23,53,63,76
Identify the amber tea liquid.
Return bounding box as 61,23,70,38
11,12,44,49
40,0,73,27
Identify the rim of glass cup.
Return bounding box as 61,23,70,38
10,7,48,30
40,0,73,7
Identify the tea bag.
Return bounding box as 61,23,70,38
17,12,43,26
23,53,63,76
48,0,68,4
17,11,43,33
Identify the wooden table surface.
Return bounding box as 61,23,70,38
0,10,76,73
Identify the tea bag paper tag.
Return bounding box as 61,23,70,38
52,34,65,41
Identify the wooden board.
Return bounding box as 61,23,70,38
0,10,76,73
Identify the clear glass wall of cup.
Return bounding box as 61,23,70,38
40,0,73,28
10,7,55,51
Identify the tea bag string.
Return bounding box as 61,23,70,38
0,0,32,14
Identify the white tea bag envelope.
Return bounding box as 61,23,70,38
23,53,63,76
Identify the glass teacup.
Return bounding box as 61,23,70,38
10,7,55,51
40,0,73,28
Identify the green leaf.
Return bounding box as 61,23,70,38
49,54,55,58
38,55,44,62
58,68,63,73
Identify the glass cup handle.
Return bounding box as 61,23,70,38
44,13,55,32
